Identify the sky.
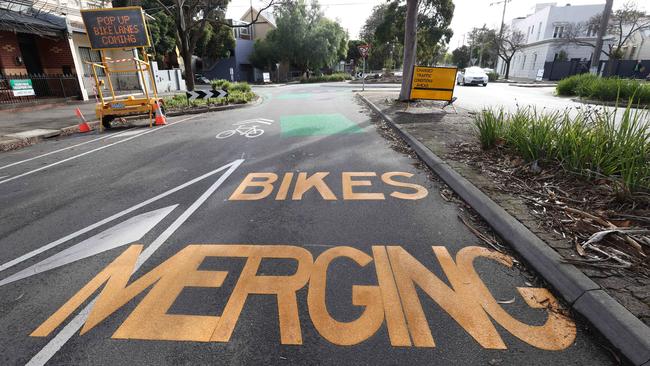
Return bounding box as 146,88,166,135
226,0,648,51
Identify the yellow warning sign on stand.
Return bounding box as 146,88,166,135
409,66,457,101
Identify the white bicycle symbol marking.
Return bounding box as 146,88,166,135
215,118,273,139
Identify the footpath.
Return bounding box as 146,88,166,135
358,91,650,366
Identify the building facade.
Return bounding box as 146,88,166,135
203,7,276,83
496,2,608,79
1,1,144,104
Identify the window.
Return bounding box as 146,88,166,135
553,25,564,38
537,22,542,40
586,24,598,37
78,47,104,76
239,26,250,37
532,54,537,70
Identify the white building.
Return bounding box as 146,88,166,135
496,2,609,79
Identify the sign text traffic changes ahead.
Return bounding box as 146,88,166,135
409,66,457,102
81,7,150,50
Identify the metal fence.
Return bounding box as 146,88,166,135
0,73,81,105
543,59,650,81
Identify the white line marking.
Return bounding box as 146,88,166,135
0,159,236,273
26,159,244,366
0,128,136,172
0,205,177,287
106,129,147,139
0,116,199,186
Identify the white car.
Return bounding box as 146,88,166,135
456,67,489,86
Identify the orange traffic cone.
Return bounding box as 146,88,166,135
153,101,167,126
75,108,91,132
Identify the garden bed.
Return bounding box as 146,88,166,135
556,73,650,104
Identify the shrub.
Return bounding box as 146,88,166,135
472,104,650,194
487,72,499,82
228,82,252,93
211,79,232,91
473,108,504,149
556,74,650,104
300,72,352,83
556,73,597,96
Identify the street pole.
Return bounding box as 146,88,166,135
362,56,366,92
590,0,613,75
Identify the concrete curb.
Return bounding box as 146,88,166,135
358,93,650,366
571,98,650,109
0,100,258,153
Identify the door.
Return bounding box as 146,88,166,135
17,33,43,75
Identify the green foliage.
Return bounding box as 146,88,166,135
487,72,499,82
145,11,177,65
211,79,232,91
473,108,504,149
361,0,454,68
473,106,650,194
195,23,236,59
250,0,347,72
210,80,251,93
299,73,352,83
346,40,365,65
451,45,470,69
555,74,650,104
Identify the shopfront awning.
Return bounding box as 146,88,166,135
0,8,67,38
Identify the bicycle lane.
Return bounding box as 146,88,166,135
0,84,614,365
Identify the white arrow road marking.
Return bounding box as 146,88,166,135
0,115,200,186
26,158,244,366
0,205,177,287
0,158,239,274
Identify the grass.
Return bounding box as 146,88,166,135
556,74,650,104
210,79,252,93
473,103,650,195
300,73,352,83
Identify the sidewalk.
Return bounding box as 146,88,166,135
0,91,178,149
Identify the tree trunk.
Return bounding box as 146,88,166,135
398,0,418,101
179,32,195,91
505,60,511,80
590,0,613,74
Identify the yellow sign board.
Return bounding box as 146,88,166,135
409,66,457,101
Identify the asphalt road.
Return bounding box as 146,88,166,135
0,83,613,365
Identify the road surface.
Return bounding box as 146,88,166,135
0,83,612,365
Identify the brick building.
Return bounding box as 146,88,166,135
0,1,142,105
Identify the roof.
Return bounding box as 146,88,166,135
240,7,276,28
0,8,67,37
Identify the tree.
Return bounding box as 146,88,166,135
495,25,525,80
147,0,281,90
564,1,650,61
346,40,365,69
249,0,347,75
451,45,470,68
360,0,454,100
467,26,498,68
399,0,418,101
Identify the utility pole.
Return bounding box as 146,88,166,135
398,0,418,101
590,0,613,75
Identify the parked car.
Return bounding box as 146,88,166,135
482,68,495,74
194,74,211,84
456,67,489,86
